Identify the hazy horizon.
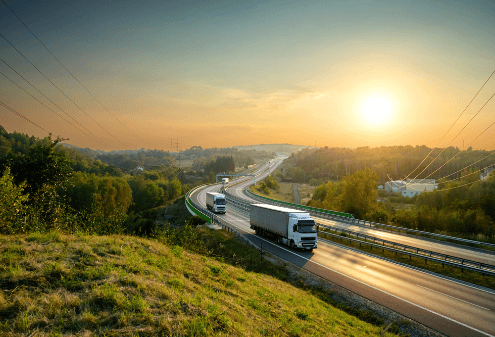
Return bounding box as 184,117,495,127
1,0,495,151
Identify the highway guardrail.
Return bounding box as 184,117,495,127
319,231,495,277
242,183,495,251
350,219,495,250
319,224,495,274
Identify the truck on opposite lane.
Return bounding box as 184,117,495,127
250,204,317,251
206,192,227,214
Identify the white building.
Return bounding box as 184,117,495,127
481,167,494,181
401,179,437,198
384,180,406,193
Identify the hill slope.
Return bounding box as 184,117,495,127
0,230,402,336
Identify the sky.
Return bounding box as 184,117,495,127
1,0,495,151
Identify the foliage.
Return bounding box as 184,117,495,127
0,138,73,197
290,145,494,184
264,176,279,190
62,172,133,216
340,169,379,219
0,167,28,234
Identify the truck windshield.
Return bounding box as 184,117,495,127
298,220,317,233
216,199,226,205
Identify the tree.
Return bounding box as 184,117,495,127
0,167,29,233
0,139,73,197
340,168,378,218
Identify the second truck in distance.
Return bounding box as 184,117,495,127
250,204,317,251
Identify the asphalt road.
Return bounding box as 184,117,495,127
190,159,495,336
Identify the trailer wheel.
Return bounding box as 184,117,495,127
277,237,281,244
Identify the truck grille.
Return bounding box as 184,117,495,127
301,237,316,241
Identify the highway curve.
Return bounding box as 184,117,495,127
190,159,495,337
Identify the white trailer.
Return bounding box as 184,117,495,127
250,204,317,251
222,178,229,185
206,192,226,214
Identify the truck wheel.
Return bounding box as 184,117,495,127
290,240,295,249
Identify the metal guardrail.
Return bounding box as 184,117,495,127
185,183,263,252
319,224,495,274
188,171,495,277
225,192,495,274
243,183,495,251
350,219,495,250
319,231,495,277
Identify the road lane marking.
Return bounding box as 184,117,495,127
415,284,490,310
220,216,494,337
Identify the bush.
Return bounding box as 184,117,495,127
265,176,279,190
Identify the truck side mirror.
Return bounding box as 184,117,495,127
293,225,297,232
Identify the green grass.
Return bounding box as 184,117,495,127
0,230,406,336
320,229,495,290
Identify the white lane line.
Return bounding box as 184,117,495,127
265,240,495,336
316,225,495,296
220,217,495,337
416,284,490,310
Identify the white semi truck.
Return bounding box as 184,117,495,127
206,192,227,214
222,178,229,185
250,204,317,251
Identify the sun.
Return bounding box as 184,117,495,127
360,96,394,123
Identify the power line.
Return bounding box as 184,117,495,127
0,57,107,146
405,89,495,187
0,0,144,143
403,69,495,181
0,69,97,143
0,100,50,134
437,151,494,181
0,32,126,147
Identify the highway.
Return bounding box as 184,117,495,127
190,159,495,336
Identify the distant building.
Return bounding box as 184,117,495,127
481,167,494,181
384,180,406,193
401,178,437,198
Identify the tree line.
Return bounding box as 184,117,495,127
0,129,197,235
306,167,495,240
287,145,494,184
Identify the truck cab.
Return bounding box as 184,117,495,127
288,215,318,250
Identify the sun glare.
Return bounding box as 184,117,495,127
360,96,393,123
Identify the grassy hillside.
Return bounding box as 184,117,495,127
0,229,406,336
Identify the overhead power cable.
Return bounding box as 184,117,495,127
405,89,495,187
0,32,126,146
437,151,494,181
0,69,99,143
434,178,484,192
0,0,144,143
403,69,495,182
0,57,107,146
0,100,50,134
440,163,494,184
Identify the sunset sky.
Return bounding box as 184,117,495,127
1,0,495,151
